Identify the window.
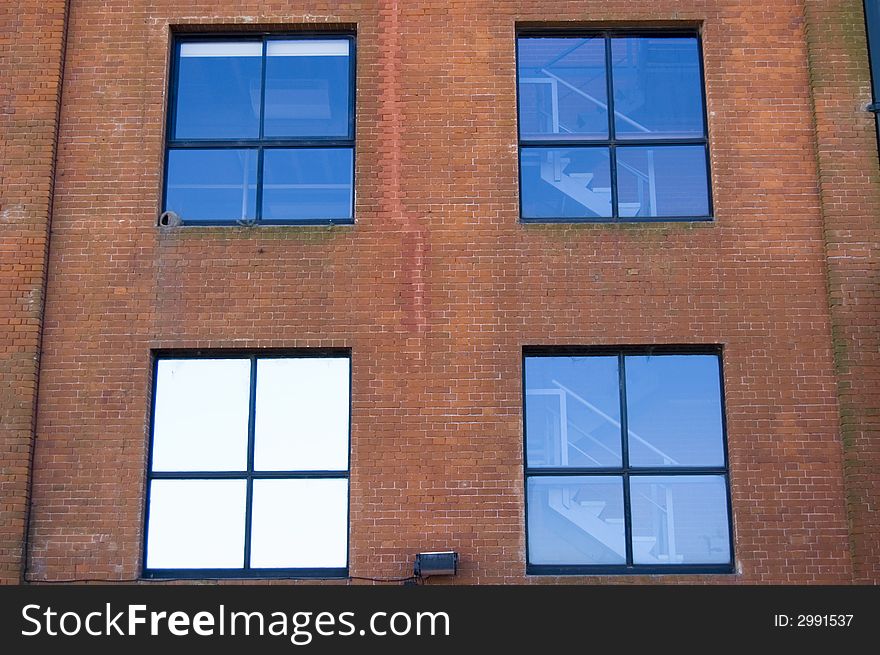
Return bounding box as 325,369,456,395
162,36,355,225
516,32,712,221
143,353,350,578
523,348,733,574
865,1,880,150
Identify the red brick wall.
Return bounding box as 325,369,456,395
804,0,880,584
12,0,867,583
0,0,68,584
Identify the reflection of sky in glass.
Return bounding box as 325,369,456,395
625,355,724,467
147,479,246,568
147,357,350,571
168,39,354,224
254,358,350,471
173,39,351,140
630,475,730,564
264,40,350,138
262,149,353,221
175,42,262,139
151,359,251,471
250,479,348,568
527,476,625,565
165,149,258,222
525,356,621,467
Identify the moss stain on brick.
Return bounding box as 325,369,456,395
157,224,348,245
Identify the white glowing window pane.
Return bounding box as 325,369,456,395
180,42,262,57
249,479,348,568
151,359,251,471
254,358,349,471
146,479,246,569
266,40,349,57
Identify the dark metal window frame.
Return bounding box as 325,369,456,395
142,349,351,579
522,345,735,575
162,33,357,226
515,29,714,223
864,1,880,152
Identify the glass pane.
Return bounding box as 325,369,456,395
616,146,709,218
527,476,625,565
625,354,725,467
146,479,246,569
525,356,621,467
165,149,258,223
250,479,348,568
517,37,608,140
261,148,353,221
151,359,251,472
254,358,350,471
611,37,704,139
264,39,351,137
520,147,612,219
174,42,262,139
630,475,731,565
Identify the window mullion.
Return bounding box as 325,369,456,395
348,35,356,140
619,354,634,566
258,39,267,140
255,40,268,223
256,146,265,223
168,41,182,143
605,35,620,220
243,356,258,570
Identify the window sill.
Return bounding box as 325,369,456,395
142,568,349,580
159,219,355,228
526,564,735,576
519,216,715,225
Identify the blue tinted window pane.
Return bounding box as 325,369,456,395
165,149,257,222
525,356,621,467
521,147,612,219
527,476,625,565
625,355,724,467
611,37,705,139
616,146,709,218
630,475,730,565
261,148,353,221
517,38,608,140
264,40,351,138
174,42,262,139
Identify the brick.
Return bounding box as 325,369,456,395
0,0,875,585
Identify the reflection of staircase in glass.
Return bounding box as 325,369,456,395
522,65,659,217
547,487,659,562
529,381,685,564
539,155,641,218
